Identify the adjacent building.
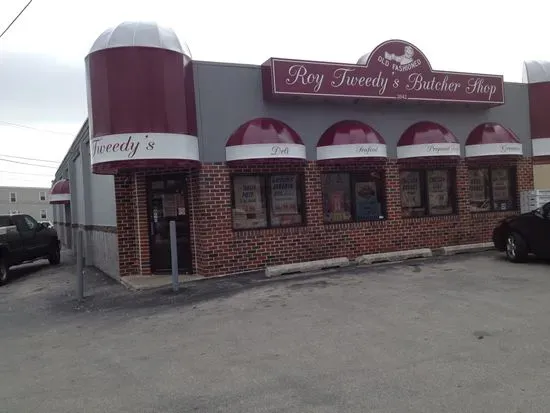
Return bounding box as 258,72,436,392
51,21,546,281
0,186,52,221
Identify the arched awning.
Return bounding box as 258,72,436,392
50,179,70,204
316,120,387,161
225,117,306,162
397,121,460,159
465,123,522,158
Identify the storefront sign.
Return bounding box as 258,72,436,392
263,40,504,105
465,142,523,157
317,143,387,160
397,142,461,159
90,132,199,166
492,169,510,201
225,143,306,161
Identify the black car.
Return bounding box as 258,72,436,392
493,202,550,262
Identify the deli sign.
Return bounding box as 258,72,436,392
262,40,504,105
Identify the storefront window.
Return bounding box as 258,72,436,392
321,172,384,223
469,167,516,212
231,174,304,229
400,169,456,217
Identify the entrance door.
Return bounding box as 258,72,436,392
148,175,192,274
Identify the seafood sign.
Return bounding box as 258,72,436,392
262,40,504,105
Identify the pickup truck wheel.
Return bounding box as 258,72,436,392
48,244,61,265
0,259,8,285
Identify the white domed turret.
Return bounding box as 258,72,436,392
357,53,370,65
89,21,191,57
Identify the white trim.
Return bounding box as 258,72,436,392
49,193,71,203
316,143,387,160
226,143,306,161
397,143,461,159
90,133,199,165
532,137,550,156
465,142,523,157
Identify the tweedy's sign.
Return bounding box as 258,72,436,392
262,40,504,105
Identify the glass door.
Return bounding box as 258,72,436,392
148,175,192,274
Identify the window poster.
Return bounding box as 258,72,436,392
492,169,510,201
270,175,302,226
355,181,381,220
427,170,451,214
321,173,352,222
400,171,421,208
233,176,267,229
270,175,298,215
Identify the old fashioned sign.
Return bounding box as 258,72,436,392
262,40,504,105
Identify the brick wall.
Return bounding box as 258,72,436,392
113,157,533,277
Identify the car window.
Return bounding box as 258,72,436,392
0,217,12,227
23,216,37,230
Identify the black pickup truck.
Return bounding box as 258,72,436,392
0,214,61,285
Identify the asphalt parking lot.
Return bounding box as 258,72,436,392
1,251,550,412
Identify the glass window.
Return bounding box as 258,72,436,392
321,172,385,223
39,191,46,201
23,216,37,230
469,167,516,212
400,169,456,217
9,192,16,203
232,174,305,230
321,173,352,223
40,210,47,219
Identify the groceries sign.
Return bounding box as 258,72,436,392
262,40,504,105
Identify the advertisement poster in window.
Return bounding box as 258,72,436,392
322,173,352,222
427,170,452,214
270,175,301,226
469,169,490,211
233,176,266,229
492,169,511,210
355,181,382,220
400,171,421,208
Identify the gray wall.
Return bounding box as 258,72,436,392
193,62,532,160
54,122,119,278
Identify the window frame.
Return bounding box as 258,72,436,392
400,168,457,218
230,173,306,231
40,209,47,219
468,166,517,213
321,171,386,224
39,191,46,201
9,192,16,203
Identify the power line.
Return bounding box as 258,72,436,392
0,154,60,164
0,120,74,136
0,157,57,169
0,0,33,40
0,170,53,177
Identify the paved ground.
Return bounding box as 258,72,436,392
1,251,550,412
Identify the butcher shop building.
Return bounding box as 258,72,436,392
51,21,550,280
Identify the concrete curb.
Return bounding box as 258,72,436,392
265,257,350,278
355,248,433,265
434,242,494,256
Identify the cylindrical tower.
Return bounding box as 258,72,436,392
85,21,199,174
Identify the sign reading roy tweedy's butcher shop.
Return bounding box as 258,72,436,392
262,40,504,105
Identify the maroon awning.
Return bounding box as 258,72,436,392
397,121,460,159
50,179,70,204
465,123,522,157
316,120,387,161
225,117,306,162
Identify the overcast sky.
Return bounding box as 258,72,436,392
0,0,548,187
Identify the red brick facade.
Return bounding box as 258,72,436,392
114,157,533,277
